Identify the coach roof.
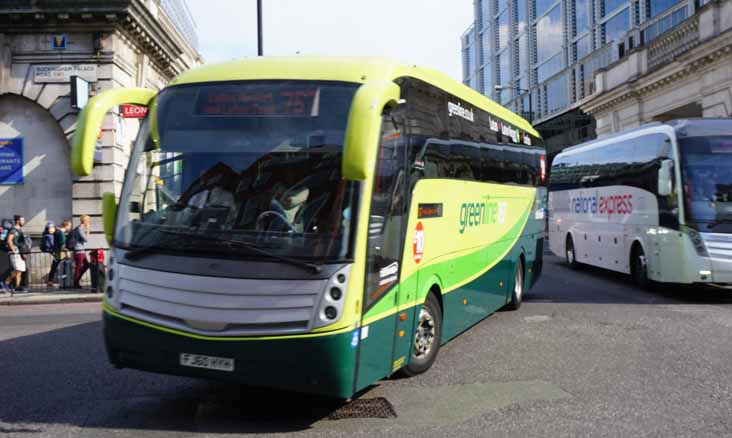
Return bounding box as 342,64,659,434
169,56,540,139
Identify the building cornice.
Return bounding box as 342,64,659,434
0,0,200,79
583,27,732,115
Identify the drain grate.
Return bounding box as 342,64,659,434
328,397,397,420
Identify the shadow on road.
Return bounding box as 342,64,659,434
0,321,356,434
528,256,732,305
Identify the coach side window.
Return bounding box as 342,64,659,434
450,142,478,181
421,141,451,179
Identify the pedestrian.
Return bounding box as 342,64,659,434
42,222,57,287
55,220,74,289
70,215,91,289
0,218,13,293
6,215,29,294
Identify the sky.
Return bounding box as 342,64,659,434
186,0,473,82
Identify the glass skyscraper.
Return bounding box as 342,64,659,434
161,0,199,51
462,0,693,124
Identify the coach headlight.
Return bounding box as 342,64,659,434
104,254,122,310
313,265,351,328
683,226,708,257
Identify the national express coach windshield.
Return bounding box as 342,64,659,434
115,81,360,264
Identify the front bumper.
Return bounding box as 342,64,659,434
103,309,359,398
700,233,732,284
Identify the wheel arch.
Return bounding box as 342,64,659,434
629,239,646,273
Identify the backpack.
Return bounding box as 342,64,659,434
0,219,12,249
15,229,31,253
41,233,54,253
66,227,79,250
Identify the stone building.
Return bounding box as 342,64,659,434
0,0,201,247
582,0,732,136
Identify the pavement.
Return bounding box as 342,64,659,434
0,287,102,305
3,256,732,437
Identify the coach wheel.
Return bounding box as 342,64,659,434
631,245,651,290
566,235,579,269
505,257,524,311
401,292,442,377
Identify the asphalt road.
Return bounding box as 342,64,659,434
2,256,732,437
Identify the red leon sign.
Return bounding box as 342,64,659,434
121,104,148,118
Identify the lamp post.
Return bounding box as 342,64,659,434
257,0,263,56
495,85,532,123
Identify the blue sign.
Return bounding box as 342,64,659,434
52,34,67,50
0,138,24,185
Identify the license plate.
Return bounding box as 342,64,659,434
179,353,235,372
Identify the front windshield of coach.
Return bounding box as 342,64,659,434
116,81,360,262
680,135,732,226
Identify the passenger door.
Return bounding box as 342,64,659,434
356,113,408,388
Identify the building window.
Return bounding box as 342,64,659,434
575,33,592,60
498,0,509,13
518,76,529,90
482,0,491,29
603,8,630,44
643,7,687,42
499,87,512,104
575,0,591,34
517,0,528,34
603,0,627,16
536,5,562,64
518,33,529,76
536,52,563,83
522,94,532,119
497,10,510,50
482,24,493,57
536,0,557,18
499,51,512,85
647,0,682,18
546,74,569,113
483,63,494,96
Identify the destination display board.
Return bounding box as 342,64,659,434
194,85,320,117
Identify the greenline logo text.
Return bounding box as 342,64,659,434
459,201,507,234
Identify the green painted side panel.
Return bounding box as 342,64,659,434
392,268,419,370
362,205,531,324
354,305,397,391
441,252,511,341
104,311,359,398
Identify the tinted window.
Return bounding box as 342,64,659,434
549,133,677,227
537,6,563,64
603,8,630,44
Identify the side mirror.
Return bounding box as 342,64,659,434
71,88,157,176
658,159,674,196
102,192,118,244
342,81,401,181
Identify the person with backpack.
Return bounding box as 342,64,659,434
70,215,91,289
6,215,29,294
55,220,74,289
0,218,13,293
42,222,57,287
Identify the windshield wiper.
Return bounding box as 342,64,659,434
124,232,194,261
125,229,322,274
217,237,322,274
706,218,732,229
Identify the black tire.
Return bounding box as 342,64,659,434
504,257,524,311
401,292,442,377
565,235,580,269
631,245,652,290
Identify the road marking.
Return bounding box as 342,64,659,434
524,315,551,322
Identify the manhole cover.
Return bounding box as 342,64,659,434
328,397,397,420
